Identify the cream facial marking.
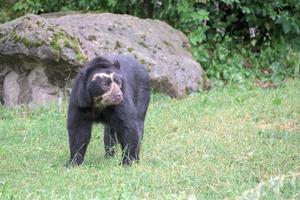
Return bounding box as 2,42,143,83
99,81,123,106
91,71,123,105
102,82,118,98
92,72,115,82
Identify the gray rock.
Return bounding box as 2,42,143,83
27,67,63,106
0,65,11,103
3,71,19,106
0,13,208,106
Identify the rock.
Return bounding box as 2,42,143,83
0,65,10,103
27,67,63,106
3,71,20,106
0,13,207,106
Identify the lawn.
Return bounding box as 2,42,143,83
0,79,299,199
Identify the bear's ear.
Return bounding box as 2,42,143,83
113,60,120,69
79,65,90,78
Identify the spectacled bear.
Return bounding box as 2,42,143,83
67,55,150,166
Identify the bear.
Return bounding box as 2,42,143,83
67,55,150,166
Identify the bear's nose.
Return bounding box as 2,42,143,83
115,93,123,100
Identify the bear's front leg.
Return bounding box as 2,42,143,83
68,119,93,165
117,122,141,166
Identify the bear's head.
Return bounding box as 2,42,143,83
87,70,124,107
77,57,124,108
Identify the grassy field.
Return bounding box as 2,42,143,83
0,79,299,199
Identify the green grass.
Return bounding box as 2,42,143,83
0,79,299,199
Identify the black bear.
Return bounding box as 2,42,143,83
67,55,150,166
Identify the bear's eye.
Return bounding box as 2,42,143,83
101,79,111,90
114,79,122,86
113,74,123,86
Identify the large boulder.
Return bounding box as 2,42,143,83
0,13,207,106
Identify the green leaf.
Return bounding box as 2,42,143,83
283,21,291,34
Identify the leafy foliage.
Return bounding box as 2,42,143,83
0,1,23,23
10,0,300,84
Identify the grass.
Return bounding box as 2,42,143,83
0,79,299,199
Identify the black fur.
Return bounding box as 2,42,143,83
67,55,150,166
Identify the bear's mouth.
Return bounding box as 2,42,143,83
112,96,123,105
93,97,103,107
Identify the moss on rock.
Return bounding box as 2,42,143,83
11,30,42,48
50,29,88,62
